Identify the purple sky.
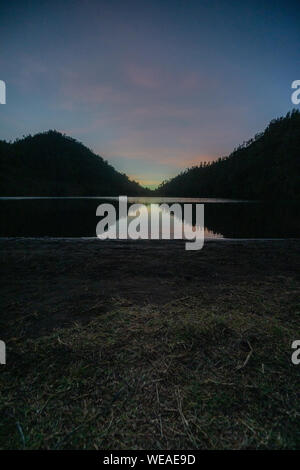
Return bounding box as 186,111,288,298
1,0,300,188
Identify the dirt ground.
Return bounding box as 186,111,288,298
0,239,299,449
1,238,299,338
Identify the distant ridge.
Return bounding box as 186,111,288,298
1,111,299,199
0,131,149,196
156,110,300,199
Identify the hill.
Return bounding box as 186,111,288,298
156,110,300,199
0,131,148,196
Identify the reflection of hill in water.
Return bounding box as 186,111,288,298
204,203,300,238
0,199,299,238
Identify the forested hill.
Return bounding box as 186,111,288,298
156,110,300,199
0,131,148,196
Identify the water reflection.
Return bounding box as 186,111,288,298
0,197,299,239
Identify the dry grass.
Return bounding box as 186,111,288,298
0,240,299,449
0,289,299,449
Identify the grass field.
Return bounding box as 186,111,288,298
0,239,299,449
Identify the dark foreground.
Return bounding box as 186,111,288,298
0,239,299,449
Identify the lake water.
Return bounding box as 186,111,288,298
0,197,299,239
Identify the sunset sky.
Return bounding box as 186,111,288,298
1,0,299,188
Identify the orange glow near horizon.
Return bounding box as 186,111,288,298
128,153,218,189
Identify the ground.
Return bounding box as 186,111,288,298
0,239,299,449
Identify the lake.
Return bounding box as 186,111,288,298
0,197,299,239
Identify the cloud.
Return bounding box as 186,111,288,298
58,71,129,110
126,64,162,89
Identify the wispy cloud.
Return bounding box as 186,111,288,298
126,64,162,89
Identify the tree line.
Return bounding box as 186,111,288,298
155,110,300,199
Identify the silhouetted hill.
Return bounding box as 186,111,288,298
0,131,149,196
156,110,300,199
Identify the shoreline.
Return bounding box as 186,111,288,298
1,236,300,242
